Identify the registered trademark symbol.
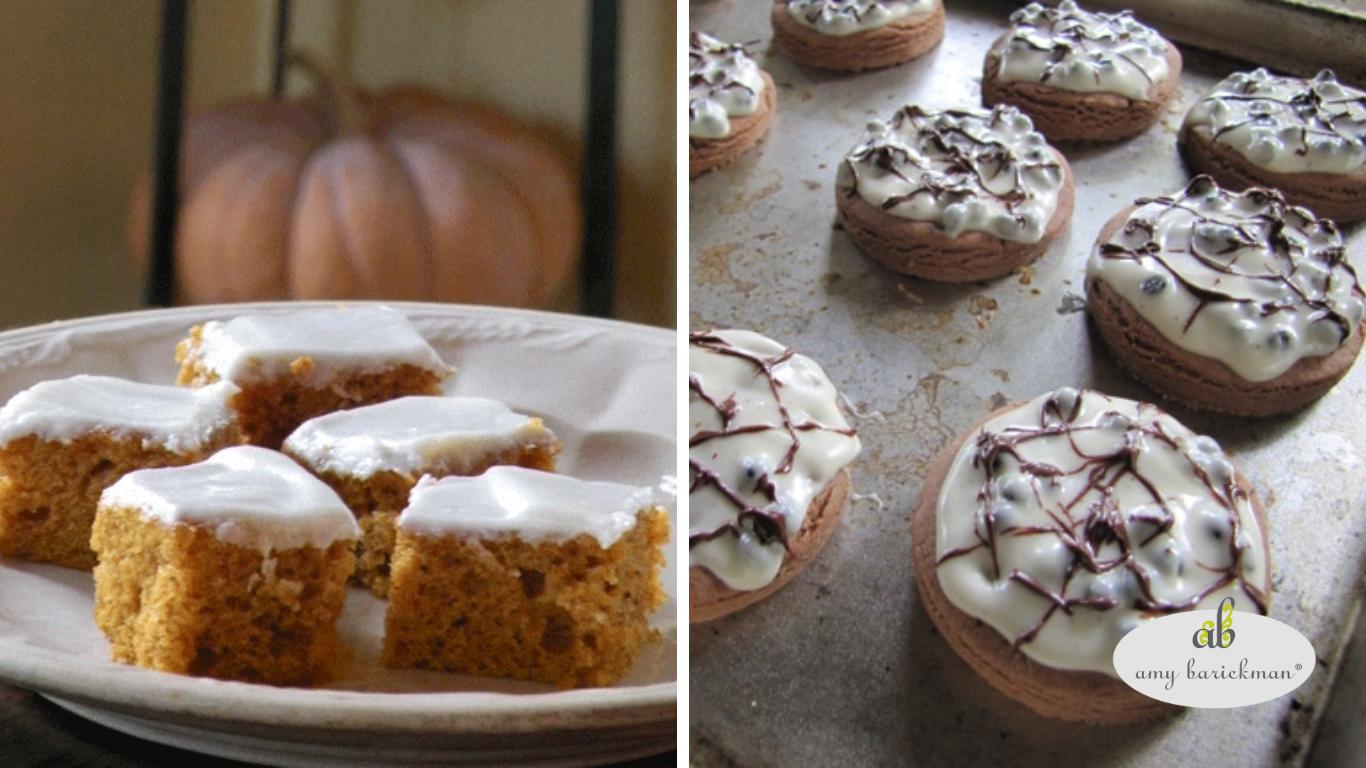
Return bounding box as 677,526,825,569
1296,664,1303,670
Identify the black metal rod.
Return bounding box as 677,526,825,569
272,0,291,97
579,0,619,318
144,0,190,308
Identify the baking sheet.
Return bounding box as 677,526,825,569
687,1,1366,765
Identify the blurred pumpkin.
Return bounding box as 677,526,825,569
129,53,581,307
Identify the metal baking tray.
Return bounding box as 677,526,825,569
687,1,1366,765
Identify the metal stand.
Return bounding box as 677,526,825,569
143,0,188,308
579,0,619,318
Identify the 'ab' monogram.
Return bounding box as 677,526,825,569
1192,596,1236,649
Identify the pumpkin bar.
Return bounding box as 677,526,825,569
281,395,561,597
174,305,452,449
91,446,360,686
380,467,669,689
0,375,242,569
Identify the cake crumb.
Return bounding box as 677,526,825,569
968,295,999,329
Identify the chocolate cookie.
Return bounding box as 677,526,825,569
771,0,945,72
1179,69,1366,222
689,32,776,179
689,330,861,623
1086,175,1366,415
835,104,1074,282
982,1,1182,142
913,387,1271,723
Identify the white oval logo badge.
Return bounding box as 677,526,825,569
1112,597,1315,708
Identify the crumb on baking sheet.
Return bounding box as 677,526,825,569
968,295,998,329
1056,292,1087,315
897,284,924,304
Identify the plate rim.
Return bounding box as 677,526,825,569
0,299,677,347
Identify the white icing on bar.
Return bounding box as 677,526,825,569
935,388,1269,676
101,445,360,554
786,0,933,36
186,306,451,388
398,466,653,548
689,32,767,140
689,330,861,591
836,105,1065,243
1183,69,1366,174
1087,176,1363,382
0,375,238,453
994,0,1170,101
282,395,557,479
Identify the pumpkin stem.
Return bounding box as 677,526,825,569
287,50,369,136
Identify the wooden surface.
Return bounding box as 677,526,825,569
0,683,249,768
0,682,675,768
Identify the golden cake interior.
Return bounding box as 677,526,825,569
0,429,239,570
294,444,561,598
91,503,354,687
381,507,669,689
175,325,446,450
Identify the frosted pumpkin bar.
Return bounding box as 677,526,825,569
175,306,452,449
0,375,241,569
281,395,561,597
380,467,669,689
92,446,360,686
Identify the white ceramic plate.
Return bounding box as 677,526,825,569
0,302,678,768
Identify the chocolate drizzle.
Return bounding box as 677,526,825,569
789,0,923,27
938,389,1269,650
1097,175,1360,344
1005,1,1164,89
1201,70,1366,158
688,33,760,125
842,105,1060,219
689,331,857,553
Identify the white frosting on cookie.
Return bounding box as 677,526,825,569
786,0,933,36
0,375,238,453
1183,69,1366,174
935,388,1269,677
185,306,451,387
689,330,861,591
689,32,768,140
282,395,557,479
1087,176,1364,382
101,445,360,554
995,0,1170,101
398,466,654,548
836,105,1066,243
